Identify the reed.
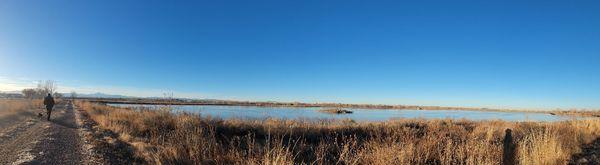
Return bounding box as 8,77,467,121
317,108,353,114
79,102,600,164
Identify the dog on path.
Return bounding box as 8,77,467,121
38,106,45,119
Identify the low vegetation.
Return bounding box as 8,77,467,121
318,108,353,114
87,97,487,111
551,110,600,118
87,98,600,118
79,101,600,164
21,80,62,99
0,99,39,117
0,99,46,131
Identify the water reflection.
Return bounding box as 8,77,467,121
109,104,574,122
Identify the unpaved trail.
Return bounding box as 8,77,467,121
0,115,46,165
0,101,88,165
570,138,600,165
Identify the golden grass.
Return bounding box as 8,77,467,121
0,99,39,117
518,129,566,164
552,110,600,118
318,108,353,114
79,102,600,165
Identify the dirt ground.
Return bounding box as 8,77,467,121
0,101,88,164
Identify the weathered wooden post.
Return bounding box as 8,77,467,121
503,129,515,165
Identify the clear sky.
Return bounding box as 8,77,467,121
1,0,599,109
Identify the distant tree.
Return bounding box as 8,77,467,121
22,80,59,99
162,91,175,111
22,88,37,99
70,91,77,100
53,92,63,99
37,80,57,95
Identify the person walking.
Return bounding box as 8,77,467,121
43,93,55,121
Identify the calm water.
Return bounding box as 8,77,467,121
109,104,575,122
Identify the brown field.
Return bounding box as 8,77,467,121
551,110,600,118
0,99,40,126
0,99,38,115
77,101,600,164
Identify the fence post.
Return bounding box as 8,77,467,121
503,129,515,165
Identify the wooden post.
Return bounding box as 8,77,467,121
503,129,515,165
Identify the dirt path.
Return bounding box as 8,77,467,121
570,138,600,164
0,101,89,165
0,116,47,164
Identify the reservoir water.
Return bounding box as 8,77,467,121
109,104,575,122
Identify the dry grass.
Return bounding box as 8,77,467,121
318,108,353,114
79,102,600,165
0,99,44,129
552,110,600,118
0,99,39,117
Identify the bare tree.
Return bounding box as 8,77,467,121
70,91,77,100
164,92,174,103
53,92,63,99
37,80,57,95
21,80,59,99
22,88,37,99
161,91,175,111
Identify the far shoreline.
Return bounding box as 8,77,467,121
81,97,600,118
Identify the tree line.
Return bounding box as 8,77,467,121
21,80,63,99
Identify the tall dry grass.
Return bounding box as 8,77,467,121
0,99,39,116
79,102,600,165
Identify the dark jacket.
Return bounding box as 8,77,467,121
44,95,55,107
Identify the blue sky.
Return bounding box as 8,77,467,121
1,0,599,109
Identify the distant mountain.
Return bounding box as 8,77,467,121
0,91,133,99
65,92,134,98
0,90,22,94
